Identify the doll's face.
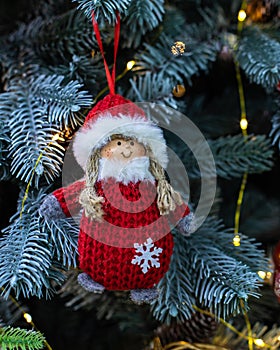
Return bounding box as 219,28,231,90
100,137,146,162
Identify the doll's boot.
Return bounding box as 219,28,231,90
77,272,105,293
130,288,159,304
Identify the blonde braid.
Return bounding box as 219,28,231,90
149,157,183,215
79,149,104,221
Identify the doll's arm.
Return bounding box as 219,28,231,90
39,180,85,221
169,203,197,236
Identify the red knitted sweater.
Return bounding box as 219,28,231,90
53,179,189,290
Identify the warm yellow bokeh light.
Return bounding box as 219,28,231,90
238,10,247,22
240,118,248,130
253,338,265,347
258,271,267,279
233,235,241,247
126,60,136,70
23,313,32,323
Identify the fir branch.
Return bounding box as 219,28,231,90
236,26,280,90
0,326,45,350
0,121,11,181
0,189,64,299
49,53,106,94
135,31,218,84
211,134,274,178
270,108,280,152
0,298,24,326
127,72,180,110
44,216,79,268
31,74,92,128
179,134,274,179
7,10,98,63
122,0,165,48
2,81,64,186
72,0,132,24
151,218,267,324
151,232,196,324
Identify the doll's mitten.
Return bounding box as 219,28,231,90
130,288,159,304
39,194,66,221
77,273,105,293
177,212,197,236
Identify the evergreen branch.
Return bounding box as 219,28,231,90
211,135,274,178
31,74,92,128
44,216,79,268
0,298,24,326
0,121,11,181
236,26,280,90
127,72,181,110
151,232,196,324
0,77,69,186
152,217,267,323
49,53,106,94
135,32,218,84
0,189,64,299
72,0,131,24
122,0,164,48
179,134,274,179
269,111,280,151
0,326,45,350
7,10,98,63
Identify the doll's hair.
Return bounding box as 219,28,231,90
79,137,183,221
79,148,105,221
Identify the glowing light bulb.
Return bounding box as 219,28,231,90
233,235,241,247
24,313,32,323
258,271,267,279
238,10,247,22
126,60,136,70
52,133,60,141
253,338,265,347
240,118,248,130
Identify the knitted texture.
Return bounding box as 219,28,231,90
45,178,189,290
78,178,180,290
52,180,85,216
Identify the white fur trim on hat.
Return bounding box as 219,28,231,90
73,113,168,170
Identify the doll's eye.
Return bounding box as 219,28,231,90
130,141,134,146
117,141,122,146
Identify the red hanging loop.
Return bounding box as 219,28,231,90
91,11,121,95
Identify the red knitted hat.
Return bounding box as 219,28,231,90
73,94,168,170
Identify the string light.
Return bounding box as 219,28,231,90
192,306,273,349
238,9,247,22
240,118,248,130
233,234,241,247
126,60,136,70
23,313,32,323
171,41,186,56
254,338,266,347
258,271,267,279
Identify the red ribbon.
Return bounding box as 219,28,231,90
91,11,121,95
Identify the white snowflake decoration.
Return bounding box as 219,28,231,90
131,237,163,274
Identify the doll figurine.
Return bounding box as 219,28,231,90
39,94,194,304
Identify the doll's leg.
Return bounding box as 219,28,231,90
77,272,105,293
130,288,159,304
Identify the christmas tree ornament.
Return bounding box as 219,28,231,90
172,84,186,98
171,41,186,56
273,240,280,302
39,11,194,304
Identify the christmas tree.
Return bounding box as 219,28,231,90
0,0,279,349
